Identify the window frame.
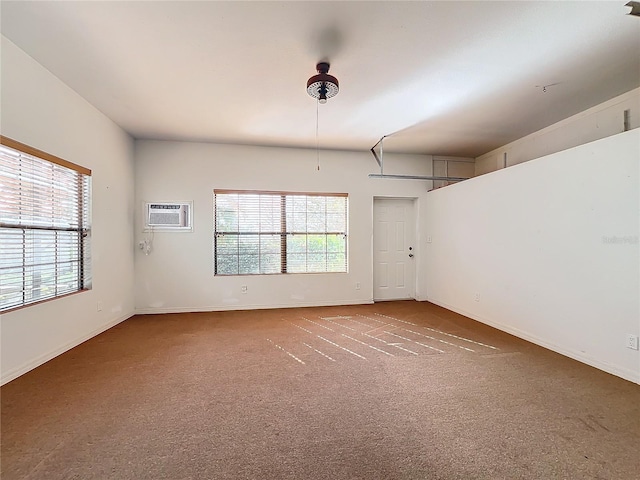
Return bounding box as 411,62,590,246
214,189,348,276
0,136,92,313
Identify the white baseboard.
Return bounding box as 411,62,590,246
426,298,640,385
135,299,374,315
1,312,134,386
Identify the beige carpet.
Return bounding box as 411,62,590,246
2,301,639,479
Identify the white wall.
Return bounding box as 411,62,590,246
134,140,436,313
475,88,640,176
0,37,136,384
425,129,640,383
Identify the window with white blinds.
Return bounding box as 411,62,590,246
214,190,348,275
0,137,92,312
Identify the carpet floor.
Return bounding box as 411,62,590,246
2,301,639,479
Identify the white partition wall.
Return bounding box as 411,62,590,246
425,129,640,383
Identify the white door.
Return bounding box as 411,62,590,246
373,198,416,301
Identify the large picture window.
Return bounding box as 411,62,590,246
214,190,348,275
0,137,91,312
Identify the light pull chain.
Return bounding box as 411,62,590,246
316,98,320,171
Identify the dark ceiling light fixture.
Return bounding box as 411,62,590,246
625,1,640,17
307,62,339,104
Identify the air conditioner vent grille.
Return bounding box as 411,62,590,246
149,211,181,225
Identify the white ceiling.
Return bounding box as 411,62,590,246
1,1,638,157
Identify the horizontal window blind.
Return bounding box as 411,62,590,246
214,190,348,275
0,137,92,312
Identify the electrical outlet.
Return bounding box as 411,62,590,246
97,301,103,312
356,282,361,290
474,293,480,302
625,334,639,350
241,285,248,294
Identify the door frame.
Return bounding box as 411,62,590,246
372,196,418,302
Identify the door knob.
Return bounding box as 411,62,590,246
409,253,414,258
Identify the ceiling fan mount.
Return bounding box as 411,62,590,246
307,62,339,104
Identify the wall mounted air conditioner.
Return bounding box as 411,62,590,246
145,202,192,231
